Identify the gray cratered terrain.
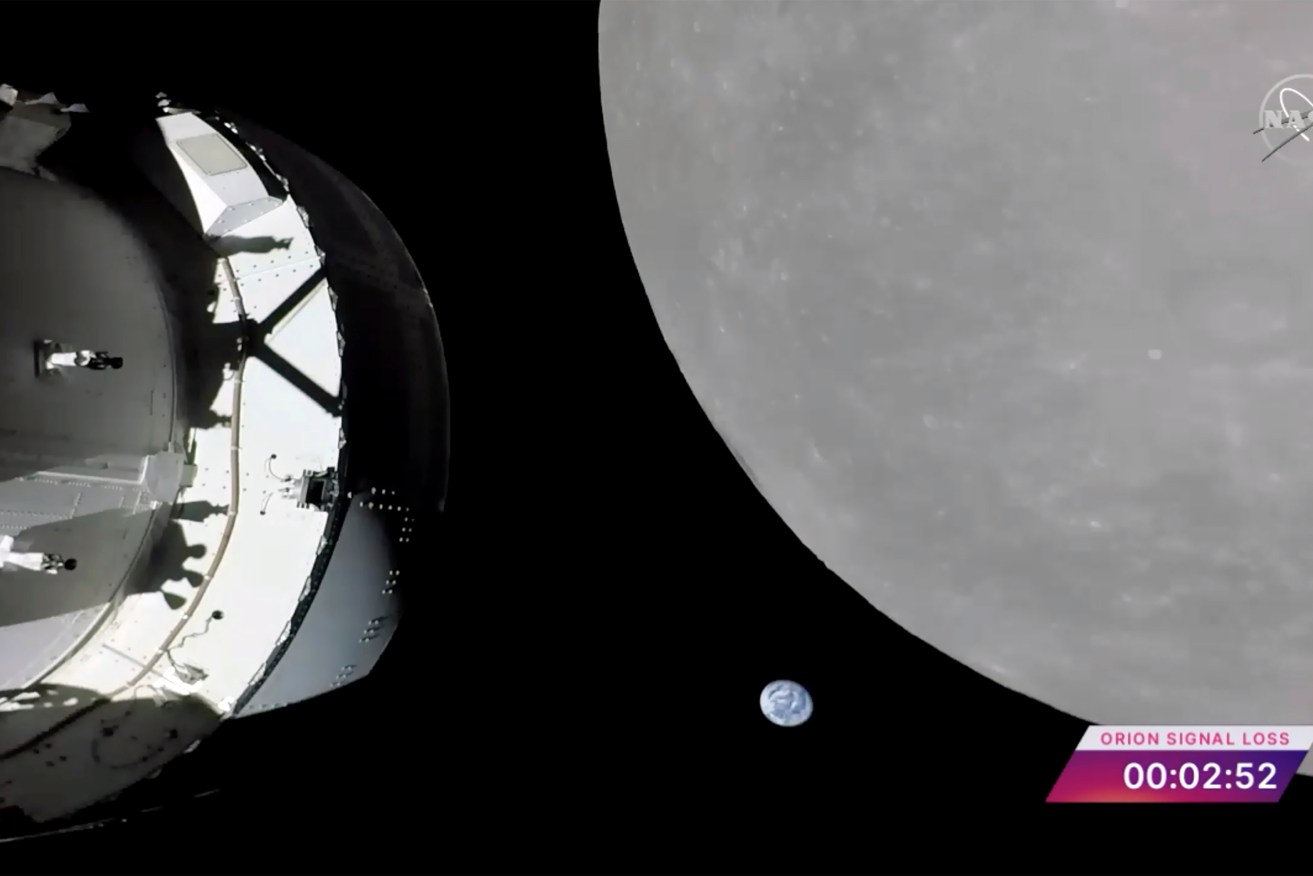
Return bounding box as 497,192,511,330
599,0,1313,759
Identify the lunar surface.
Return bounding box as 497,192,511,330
599,0,1313,762
761,679,814,727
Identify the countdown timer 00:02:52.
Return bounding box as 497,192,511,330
1122,761,1279,791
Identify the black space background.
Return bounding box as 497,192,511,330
6,1,1313,872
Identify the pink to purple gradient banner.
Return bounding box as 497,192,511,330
1047,726,1313,803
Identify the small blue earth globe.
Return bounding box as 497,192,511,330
759,679,813,727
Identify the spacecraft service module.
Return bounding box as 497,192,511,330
0,84,448,830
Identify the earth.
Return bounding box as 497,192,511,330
760,679,813,727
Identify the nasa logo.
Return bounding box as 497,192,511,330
1256,74,1313,165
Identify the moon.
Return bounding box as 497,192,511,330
599,0,1313,763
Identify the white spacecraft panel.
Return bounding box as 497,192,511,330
152,202,341,711
236,492,402,716
133,113,284,239
215,198,323,316
175,360,338,700
265,281,341,400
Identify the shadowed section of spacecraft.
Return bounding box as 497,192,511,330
236,264,339,417
208,236,293,258
0,169,174,461
0,88,78,176
131,520,209,609
0,682,220,832
41,110,250,436
173,501,228,523
0,510,156,626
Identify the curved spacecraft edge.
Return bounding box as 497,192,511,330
0,86,448,827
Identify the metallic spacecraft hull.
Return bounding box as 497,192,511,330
0,86,447,828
